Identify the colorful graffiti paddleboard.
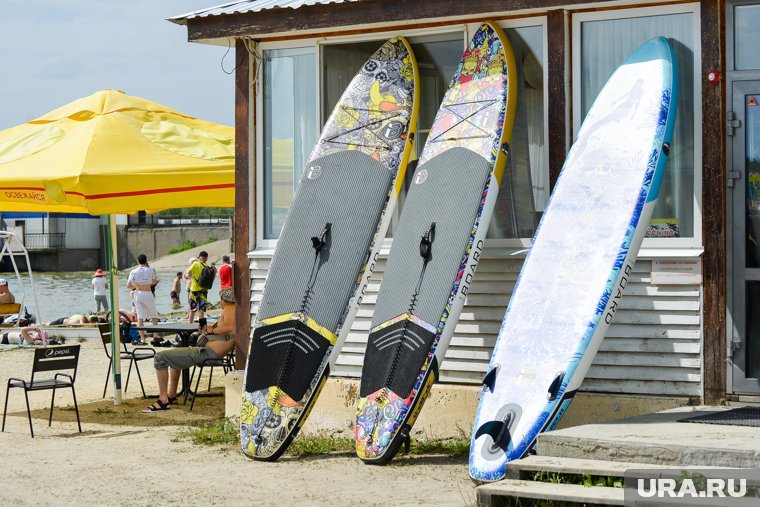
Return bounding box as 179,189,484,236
355,22,517,464
241,37,419,460
469,37,679,482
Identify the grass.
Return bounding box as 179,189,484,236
179,418,470,460
531,470,623,488
168,240,197,255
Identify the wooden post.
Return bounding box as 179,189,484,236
234,39,253,370
547,9,569,189
701,0,726,404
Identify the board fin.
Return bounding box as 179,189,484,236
547,371,565,401
482,364,499,392
475,417,512,452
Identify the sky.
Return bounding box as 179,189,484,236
0,0,234,131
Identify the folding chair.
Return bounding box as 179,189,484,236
184,347,234,411
99,323,155,398
2,344,82,437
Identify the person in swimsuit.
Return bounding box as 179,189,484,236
45,314,92,326
171,272,182,309
0,278,15,304
1,327,45,345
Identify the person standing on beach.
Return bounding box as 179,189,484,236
91,268,109,313
0,278,15,304
183,257,195,319
219,255,233,289
187,251,213,325
127,254,158,345
170,272,183,309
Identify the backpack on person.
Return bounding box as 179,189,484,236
197,263,216,290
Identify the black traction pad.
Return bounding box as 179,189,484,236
245,320,332,401
359,318,436,397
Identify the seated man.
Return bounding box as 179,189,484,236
0,278,15,304
143,287,236,413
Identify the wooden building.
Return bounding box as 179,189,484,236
171,0,758,410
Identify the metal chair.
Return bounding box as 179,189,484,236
99,323,155,398
184,347,234,411
2,344,82,437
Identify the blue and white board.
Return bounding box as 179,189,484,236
469,37,679,482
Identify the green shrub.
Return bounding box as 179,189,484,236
168,240,198,255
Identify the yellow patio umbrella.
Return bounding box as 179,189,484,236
0,89,235,404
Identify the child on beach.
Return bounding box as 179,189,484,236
171,272,182,309
92,268,109,313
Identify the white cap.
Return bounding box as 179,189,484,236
189,257,197,264
0,278,7,286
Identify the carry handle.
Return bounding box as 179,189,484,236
311,223,332,253
419,222,436,261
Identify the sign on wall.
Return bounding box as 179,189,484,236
651,259,702,285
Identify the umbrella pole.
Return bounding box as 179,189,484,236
107,214,122,405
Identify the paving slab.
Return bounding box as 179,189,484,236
538,406,760,468
477,479,624,506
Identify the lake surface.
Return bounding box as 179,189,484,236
5,270,221,323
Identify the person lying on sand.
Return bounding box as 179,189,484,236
143,287,236,413
0,326,62,345
45,314,93,326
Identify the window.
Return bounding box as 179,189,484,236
322,35,463,233
488,24,547,241
262,47,317,239
260,23,548,244
573,5,701,243
734,3,760,70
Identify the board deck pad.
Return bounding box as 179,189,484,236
355,22,517,463
469,37,679,482
241,37,418,460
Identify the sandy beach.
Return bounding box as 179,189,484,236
0,340,475,506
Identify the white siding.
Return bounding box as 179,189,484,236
248,251,702,397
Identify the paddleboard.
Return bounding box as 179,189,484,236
241,37,419,460
469,37,679,482
355,22,517,464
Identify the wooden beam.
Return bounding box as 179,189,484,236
185,0,611,41
234,39,252,370
700,0,726,404
546,9,568,189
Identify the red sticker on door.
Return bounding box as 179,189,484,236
749,96,758,107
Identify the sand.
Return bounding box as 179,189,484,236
0,341,476,506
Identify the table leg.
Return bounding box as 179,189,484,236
179,332,192,395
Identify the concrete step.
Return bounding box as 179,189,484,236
536,407,760,468
504,455,683,480
477,479,623,506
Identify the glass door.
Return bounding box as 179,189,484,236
730,81,760,393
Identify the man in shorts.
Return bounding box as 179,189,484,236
143,287,236,412
127,254,158,345
187,251,211,325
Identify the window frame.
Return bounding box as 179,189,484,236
571,3,703,250
254,18,550,250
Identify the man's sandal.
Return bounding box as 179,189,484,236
142,399,170,413
168,396,179,405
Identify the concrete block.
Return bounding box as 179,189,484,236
477,479,623,506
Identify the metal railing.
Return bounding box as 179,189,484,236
127,214,231,227
23,233,66,250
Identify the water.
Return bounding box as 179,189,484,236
7,270,221,323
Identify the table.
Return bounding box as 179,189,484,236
133,322,200,394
